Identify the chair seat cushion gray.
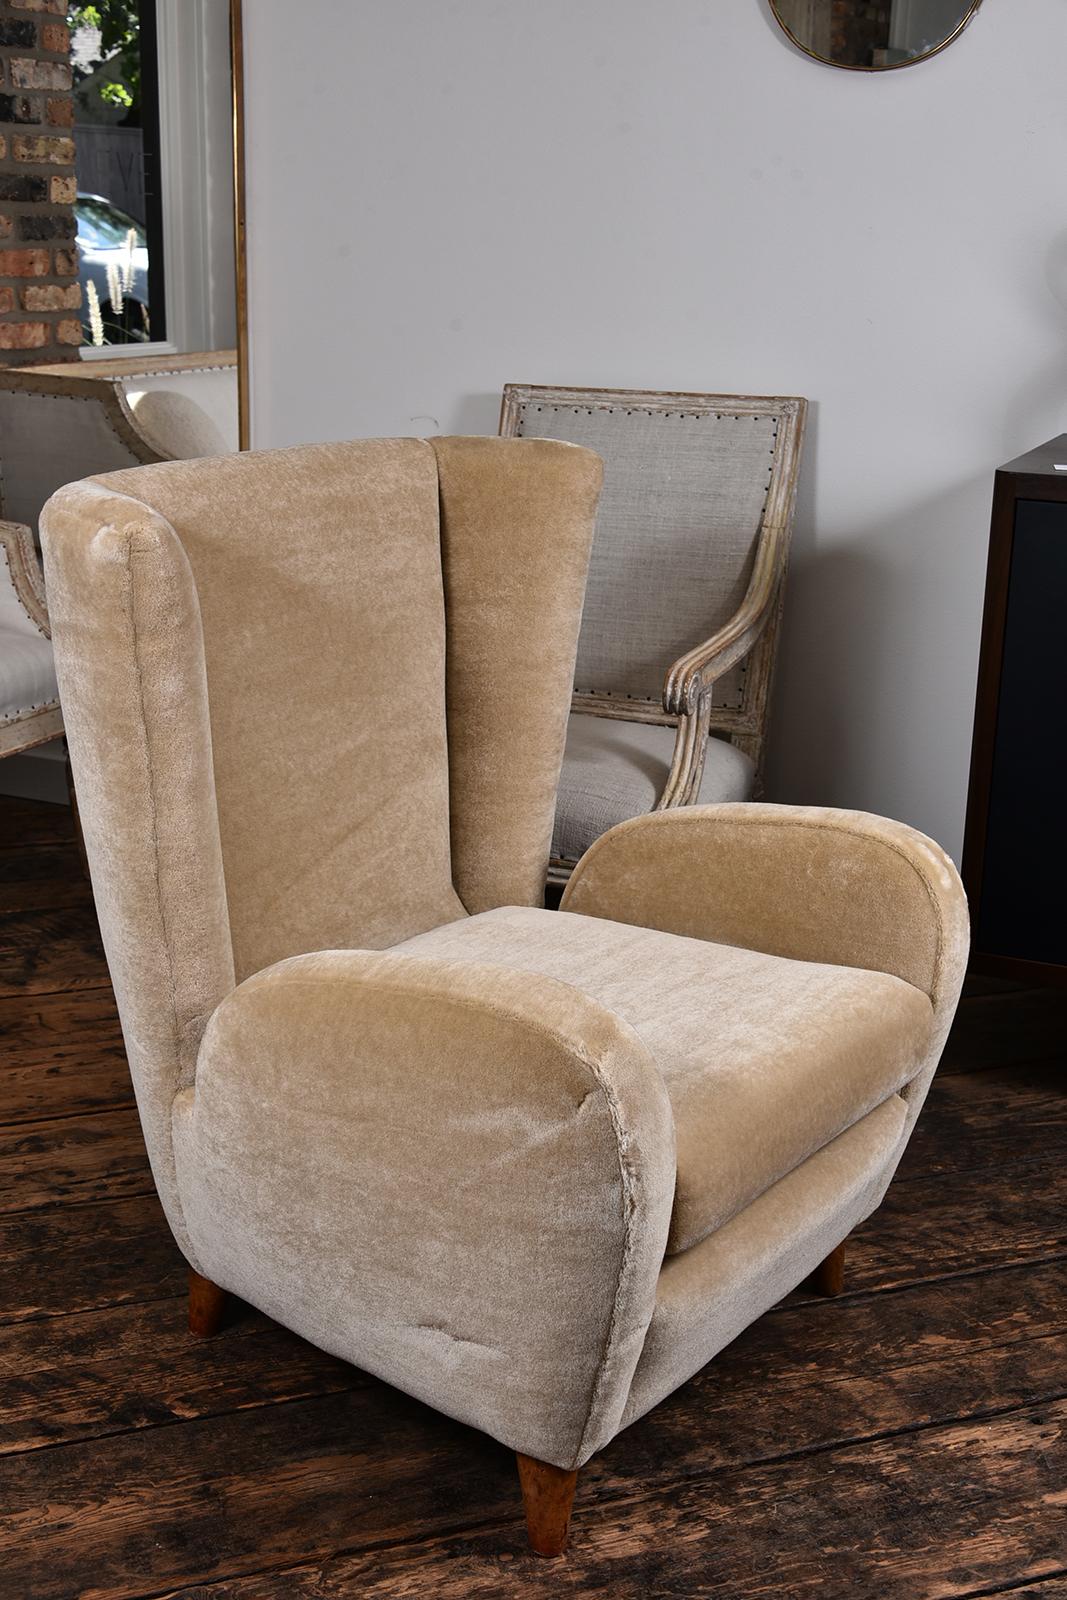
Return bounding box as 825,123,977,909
552,712,754,865
400,906,933,1255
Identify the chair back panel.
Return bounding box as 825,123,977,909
50,439,465,986
434,436,603,912
506,394,783,709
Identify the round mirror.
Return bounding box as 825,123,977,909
769,1,983,71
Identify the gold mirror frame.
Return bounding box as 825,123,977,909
230,0,250,449
769,0,984,73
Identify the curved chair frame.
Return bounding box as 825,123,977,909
0,520,62,758
500,385,807,883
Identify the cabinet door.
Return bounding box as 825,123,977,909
976,499,1067,966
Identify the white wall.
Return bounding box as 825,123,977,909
242,0,1067,861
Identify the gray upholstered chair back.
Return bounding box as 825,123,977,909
501,389,803,720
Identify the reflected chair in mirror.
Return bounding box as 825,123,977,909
500,385,807,884
0,351,238,536
42,436,967,1557
0,351,239,760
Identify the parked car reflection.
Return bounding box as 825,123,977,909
76,193,150,345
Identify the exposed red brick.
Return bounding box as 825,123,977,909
53,245,76,275
40,21,69,52
0,286,14,313
0,245,48,275
0,319,47,348
55,315,81,344
45,94,72,126
21,280,79,310
12,132,74,164
49,172,74,203
9,0,66,12
9,59,71,91
0,212,11,238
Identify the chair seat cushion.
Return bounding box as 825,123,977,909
0,622,59,722
398,907,933,1255
553,712,754,866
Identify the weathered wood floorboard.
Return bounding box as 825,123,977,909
0,903,109,995
0,990,131,1124
143,1402,1065,1600
0,796,75,851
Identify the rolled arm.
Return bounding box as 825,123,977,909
561,803,969,1027
173,947,676,1470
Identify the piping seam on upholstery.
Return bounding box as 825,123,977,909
124,530,196,1248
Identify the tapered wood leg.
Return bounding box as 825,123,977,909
805,1240,846,1297
188,1269,227,1337
516,1453,579,1557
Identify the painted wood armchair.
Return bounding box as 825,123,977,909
41,437,968,1559
0,521,61,759
500,386,806,883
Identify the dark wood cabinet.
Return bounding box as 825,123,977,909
962,435,1067,986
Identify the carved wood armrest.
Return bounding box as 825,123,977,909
0,520,50,637
662,521,788,717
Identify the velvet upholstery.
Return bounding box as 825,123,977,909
174,949,675,1468
401,907,933,1254
434,436,603,911
40,438,969,1482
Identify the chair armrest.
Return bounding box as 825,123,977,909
662,521,787,715
177,947,676,1470
561,803,969,1024
0,521,49,637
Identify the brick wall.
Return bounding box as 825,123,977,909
0,0,80,364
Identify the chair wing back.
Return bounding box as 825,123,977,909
39,436,600,1252
503,389,799,711
43,439,469,988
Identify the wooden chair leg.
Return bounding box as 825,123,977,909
805,1240,846,1297
516,1452,579,1557
188,1268,227,1336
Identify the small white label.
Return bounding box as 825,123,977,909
1055,464,1067,471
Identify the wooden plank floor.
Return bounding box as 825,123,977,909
0,795,1064,1600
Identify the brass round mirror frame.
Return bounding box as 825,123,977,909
769,0,984,72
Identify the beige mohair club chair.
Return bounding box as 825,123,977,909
500,385,806,883
41,437,968,1559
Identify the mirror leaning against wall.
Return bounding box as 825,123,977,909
770,0,983,70
0,0,246,803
